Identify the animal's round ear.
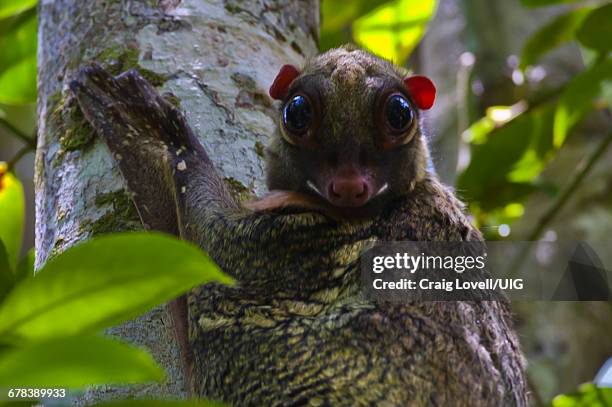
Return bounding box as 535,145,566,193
269,65,300,100
403,75,436,110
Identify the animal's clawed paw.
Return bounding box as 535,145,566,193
70,62,199,151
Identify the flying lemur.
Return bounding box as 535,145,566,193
71,45,528,406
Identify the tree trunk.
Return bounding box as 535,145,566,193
35,0,318,402
418,0,468,184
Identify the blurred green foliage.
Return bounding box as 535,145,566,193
0,0,36,104
459,0,610,234
0,230,230,403
552,383,612,407
521,0,582,7
0,233,232,343
519,7,592,70
352,0,436,64
574,3,612,53
321,0,436,63
0,0,36,19
0,335,165,387
554,58,612,147
0,164,24,270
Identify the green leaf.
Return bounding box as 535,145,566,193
520,8,592,69
0,55,36,105
0,9,37,104
575,3,612,53
458,103,556,209
580,46,612,112
0,165,25,270
0,232,232,342
552,383,612,406
95,400,229,407
14,248,34,283
507,149,547,182
320,0,391,51
0,0,37,19
520,0,582,7
352,0,437,64
0,335,164,388
0,401,38,407
0,239,13,303
554,57,612,147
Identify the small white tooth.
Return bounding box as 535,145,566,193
375,183,389,196
307,180,323,196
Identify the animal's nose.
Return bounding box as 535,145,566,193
328,176,371,207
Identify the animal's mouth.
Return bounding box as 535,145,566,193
307,179,389,208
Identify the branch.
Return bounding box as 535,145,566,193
526,130,612,241
0,117,36,149
506,130,612,277
7,144,34,171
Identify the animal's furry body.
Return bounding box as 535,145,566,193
72,46,528,406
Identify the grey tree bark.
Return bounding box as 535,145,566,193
36,0,318,402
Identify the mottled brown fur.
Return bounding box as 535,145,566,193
72,45,528,406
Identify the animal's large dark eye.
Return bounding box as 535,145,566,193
283,95,312,134
385,94,413,132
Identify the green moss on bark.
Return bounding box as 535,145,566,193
48,91,96,153
224,177,254,202
96,46,167,87
47,237,66,260
50,46,168,156
83,190,142,235
254,141,266,158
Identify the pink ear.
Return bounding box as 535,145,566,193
269,65,300,100
403,75,436,110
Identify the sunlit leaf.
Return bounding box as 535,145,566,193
554,57,612,147
0,164,25,270
0,335,164,388
0,9,37,104
462,117,495,145
520,8,592,69
520,0,582,7
504,203,525,218
575,3,612,53
0,0,37,19
507,149,546,182
320,0,391,51
0,55,36,105
552,383,612,406
353,0,437,64
0,239,13,302
0,232,233,342
96,400,228,407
